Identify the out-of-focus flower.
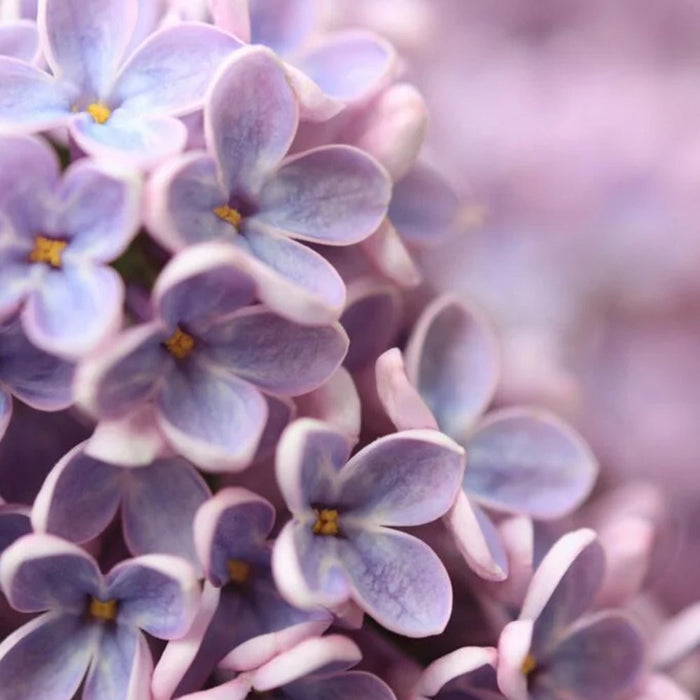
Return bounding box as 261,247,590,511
271,418,465,637
147,46,391,324
0,135,141,358
152,487,331,699
0,19,38,62
376,295,597,580
0,0,240,169
0,312,74,442
497,529,645,700
0,533,200,700
76,243,349,471
177,634,397,700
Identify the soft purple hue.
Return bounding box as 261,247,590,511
76,243,349,471
0,533,200,700
0,20,39,62
0,0,241,168
146,45,392,324
496,529,646,700
0,135,141,358
271,418,465,637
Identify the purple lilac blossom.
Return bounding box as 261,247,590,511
0,533,200,700
0,312,74,442
0,134,141,358
177,634,397,700
146,45,392,325
271,418,465,637
31,441,211,569
375,294,598,580
0,0,241,169
0,19,38,62
76,243,349,471
497,529,646,700
152,487,331,699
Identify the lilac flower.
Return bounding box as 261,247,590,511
413,646,504,699
375,295,598,580
147,46,392,324
76,243,349,471
176,634,397,700
497,529,645,700
0,533,200,700
0,0,241,169
0,19,38,62
152,487,331,699
0,312,74,442
32,441,211,568
0,503,30,555
0,135,141,358
271,418,465,637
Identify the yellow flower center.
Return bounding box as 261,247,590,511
213,204,242,229
29,235,67,268
164,326,195,360
89,597,118,621
312,508,340,536
521,653,537,676
86,102,111,124
227,558,252,584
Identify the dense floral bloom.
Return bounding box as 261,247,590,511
32,441,211,567
177,634,397,700
497,529,645,700
376,295,597,580
271,418,465,636
147,45,392,324
0,135,141,358
0,533,200,700
77,243,349,470
0,312,74,441
0,0,240,168
153,487,331,699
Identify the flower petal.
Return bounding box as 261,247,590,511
75,322,169,418
156,359,267,472
82,624,152,700
122,457,210,568
0,504,31,554
416,646,499,698
31,442,122,543
652,602,700,669
520,529,605,654
290,671,397,700
70,109,188,170
248,0,316,54
40,0,137,98
146,151,233,251
464,408,598,519
56,160,141,263
338,429,464,526
0,533,102,613
294,30,396,102
444,492,508,581
358,217,422,287
405,295,500,439
275,418,354,513
22,263,123,359
0,388,12,442
0,313,75,409
496,619,533,700
539,613,645,700
114,23,241,116
199,306,348,395
107,554,200,639
341,526,452,637
0,56,71,132
0,611,98,700
251,394,296,463
206,45,297,199
209,0,250,41
256,145,391,245
0,20,39,63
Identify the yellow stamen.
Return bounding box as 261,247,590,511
86,102,111,124
227,558,251,584
164,326,195,360
29,235,67,268
213,204,242,229
521,653,537,676
312,508,340,536
89,597,118,621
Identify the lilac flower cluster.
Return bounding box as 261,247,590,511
0,1,695,699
